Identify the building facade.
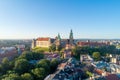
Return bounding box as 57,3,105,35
31,37,55,48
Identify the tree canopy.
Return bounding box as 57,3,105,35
31,68,46,80
49,44,56,52
72,45,119,60
36,59,50,74
0,50,60,80
19,51,44,60
14,59,29,74
50,58,59,73
21,73,33,80
92,52,101,61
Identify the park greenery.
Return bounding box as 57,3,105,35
0,51,60,80
32,44,62,53
72,45,120,61
32,47,49,53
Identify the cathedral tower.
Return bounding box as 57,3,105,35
69,29,74,45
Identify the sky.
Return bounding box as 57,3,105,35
0,0,120,39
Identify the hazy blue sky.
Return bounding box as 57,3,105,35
0,0,120,39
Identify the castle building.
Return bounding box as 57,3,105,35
36,37,52,48
31,29,75,50
31,37,55,48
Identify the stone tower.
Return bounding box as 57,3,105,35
31,39,36,49
69,29,74,45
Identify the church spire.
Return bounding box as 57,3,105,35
69,29,73,39
58,33,61,41
69,29,74,44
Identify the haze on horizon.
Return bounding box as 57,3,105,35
0,0,120,39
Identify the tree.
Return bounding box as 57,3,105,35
21,73,33,80
19,51,33,60
32,52,44,60
0,64,3,75
72,46,84,60
92,52,101,61
9,60,15,70
2,73,22,80
1,57,10,74
50,59,59,73
2,57,9,64
14,59,29,74
57,45,62,52
19,51,44,60
36,59,50,74
49,44,56,52
31,68,46,80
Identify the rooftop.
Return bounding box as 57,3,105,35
105,74,120,80
36,37,50,41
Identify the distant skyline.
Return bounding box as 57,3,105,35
0,0,120,39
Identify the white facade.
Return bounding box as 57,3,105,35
111,58,117,63
36,40,51,48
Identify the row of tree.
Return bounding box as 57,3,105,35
0,51,59,80
72,45,120,60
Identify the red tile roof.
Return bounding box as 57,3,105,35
77,41,110,46
58,63,67,69
94,69,103,75
36,37,50,41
